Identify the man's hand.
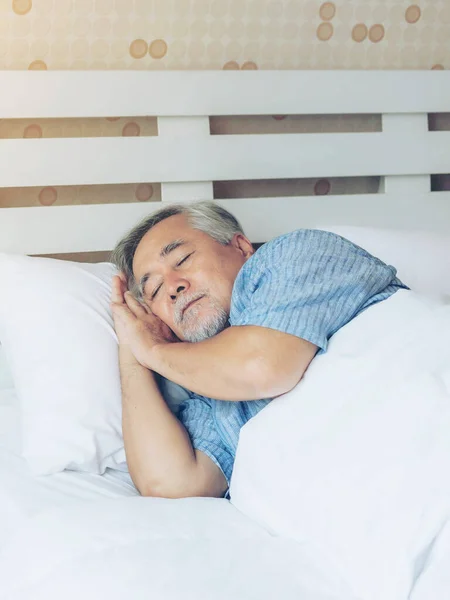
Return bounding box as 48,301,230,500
110,274,177,367
110,273,227,499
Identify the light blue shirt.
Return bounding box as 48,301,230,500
178,229,407,486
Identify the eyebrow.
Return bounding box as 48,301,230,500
160,239,186,258
138,273,150,298
138,239,187,297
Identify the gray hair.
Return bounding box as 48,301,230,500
110,201,245,301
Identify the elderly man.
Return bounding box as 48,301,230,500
110,201,406,499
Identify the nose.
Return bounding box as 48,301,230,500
167,276,190,302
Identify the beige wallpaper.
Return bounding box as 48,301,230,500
0,0,449,212
1,0,449,70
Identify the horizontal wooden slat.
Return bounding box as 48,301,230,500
1,193,449,255
224,194,450,241
1,71,450,118
1,131,449,188
0,203,155,254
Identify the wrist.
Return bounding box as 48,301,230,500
118,344,140,367
147,341,163,372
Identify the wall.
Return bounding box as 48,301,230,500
0,0,449,212
1,0,449,71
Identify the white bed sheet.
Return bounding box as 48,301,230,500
0,494,359,600
3,312,449,599
0,386,139,549
0,387,357,600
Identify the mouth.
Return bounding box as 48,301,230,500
182,294,205,317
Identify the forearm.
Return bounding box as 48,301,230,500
119,347,221,497
146,326,309,401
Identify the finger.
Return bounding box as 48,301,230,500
112,275,131,303
117,272,129,294
141,299,153,314
111,301,137,321
124,291,149,318
111,276,125,304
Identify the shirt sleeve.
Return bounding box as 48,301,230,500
178,395,234,487
231,229,405,352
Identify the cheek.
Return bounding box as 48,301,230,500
208,279,234,313
191,257,238,304
151,299,173,325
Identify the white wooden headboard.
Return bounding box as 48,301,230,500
1,70,449,255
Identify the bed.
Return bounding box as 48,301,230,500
0,354,356,600
0,70,450,600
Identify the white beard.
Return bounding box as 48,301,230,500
174,291,229,342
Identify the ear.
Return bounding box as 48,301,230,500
230,233,254,260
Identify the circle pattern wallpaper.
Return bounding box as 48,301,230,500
1,0,447,70
1,1,449,211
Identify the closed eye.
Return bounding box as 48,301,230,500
176,252,193,267
150,252,193,300
151,283,162,300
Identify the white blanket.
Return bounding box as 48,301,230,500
0,497,355,600
1,290,450,600
231,290,450,600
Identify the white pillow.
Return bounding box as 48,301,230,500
0,253,188,476
230,290,450,600
0,254,124,475
318,226,450,302
0,344,14,390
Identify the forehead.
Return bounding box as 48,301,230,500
132,213,199,277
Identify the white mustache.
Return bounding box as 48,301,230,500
174,291,207,325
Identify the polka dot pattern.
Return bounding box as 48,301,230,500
223,60,239,70
0,0,445,70
28,59,47,70
223,60,259,70
317,22,334,42
38,187,57,206
0,182,162,209
0,117,158,141
122,122,140,137
135,183,154,202
23,124,42,138
352,24,368,43
129,39,148,59
149,39,168,59
406,5,422,24
319,3,336,22
1,0,448,212
12,0,32,16
369,24,385,43
314,179,331,196
241,61,258,70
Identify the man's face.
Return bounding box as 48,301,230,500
132,214,254,342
